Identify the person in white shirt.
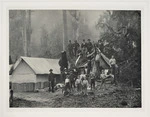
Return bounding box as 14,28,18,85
85,67,88,74
75,76,81,93
82,77,89,95
100,70,107,90
65,76,70,92
109,55,117,85
106,70,114,84
109,55,116,65
109,55,116,73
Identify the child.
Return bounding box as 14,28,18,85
82,77,89,95
100,70,107,90
65,76,70,93
69,70,76,92
90,73,95,90
106,70,114,84
75,76,81,94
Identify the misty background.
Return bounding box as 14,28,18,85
9,10,105,62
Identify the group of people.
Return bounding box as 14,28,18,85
67,39,94,58
63,67,96,96
62,63,116,96
48,38,118,95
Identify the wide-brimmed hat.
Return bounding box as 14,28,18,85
49,69,53,72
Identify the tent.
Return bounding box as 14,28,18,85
76,48,111,69
10,56,60,92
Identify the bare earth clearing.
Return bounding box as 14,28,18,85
12,82,141,108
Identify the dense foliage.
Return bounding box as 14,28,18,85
96,11,141,87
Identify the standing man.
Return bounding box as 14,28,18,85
68,40,73,58
86,39,93,53
59,51,68,71
109,55,117,84
87,59,92,74
48,69,55,93
59,51,68,82
81,39,87,48
81,39,87,57
73,40,80,57
95,50,101,78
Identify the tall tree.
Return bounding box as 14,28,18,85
69,10,80,41
26,10,32,56
62,10,68,50
22,10,27,56
22,10,32,57
9,10,24,62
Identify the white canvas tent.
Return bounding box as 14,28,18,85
10,56,60,92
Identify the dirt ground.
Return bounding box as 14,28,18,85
12,82,141,108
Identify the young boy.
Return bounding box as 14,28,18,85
82,77,89,95
75,76,81,94
65,76,70,93
90,73,95,90
100,70,107,90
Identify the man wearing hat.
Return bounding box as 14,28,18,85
87,59,92,75
67,40,73,58
48,69,55,93
86,39,93,53
73,40,80,57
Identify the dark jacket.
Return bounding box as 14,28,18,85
68,43,73,50
81,42,87,48
73,42,80,50
49,72,55,83
59,51,68,71
86,42,93,51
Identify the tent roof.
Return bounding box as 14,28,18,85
100,53,111,67
77,48,111,69
14,56,60,74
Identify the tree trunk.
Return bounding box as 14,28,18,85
22,10,27,56
62,10,68,51
26,10,31,56
76,24,79,41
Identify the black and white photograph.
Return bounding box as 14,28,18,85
9,10,141,108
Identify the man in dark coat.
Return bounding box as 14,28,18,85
73,40,80,57
68,40,73,58
68,70,76,91
86,39,93,53
59,51,68,72
81,39,87,57
81,39,87,48
48,69,55,93
59,51,68,82
87,59,92,74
